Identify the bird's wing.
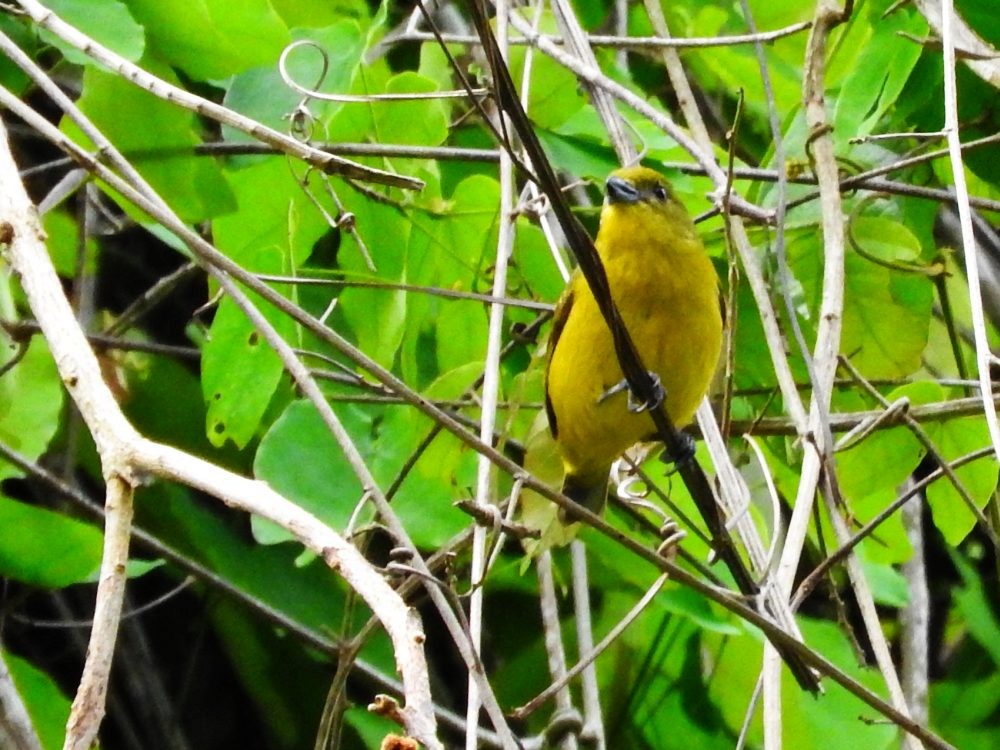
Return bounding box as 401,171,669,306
544,282,575,440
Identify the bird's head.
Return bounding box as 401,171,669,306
600,166,698,249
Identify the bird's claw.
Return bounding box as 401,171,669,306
661,430,696,466
597,371,664,413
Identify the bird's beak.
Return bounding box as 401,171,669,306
605,175,640,205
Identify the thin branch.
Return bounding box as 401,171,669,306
766,2,853,738
535,552,580,750
900,478,930,726
64,477,133,750
12,0,422,190
465,0,517,739
937,0,1000,463
513,573,669,722
391,22,813,50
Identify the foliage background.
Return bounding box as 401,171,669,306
2,0,1000,748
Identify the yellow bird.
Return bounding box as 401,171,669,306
545,166,723,512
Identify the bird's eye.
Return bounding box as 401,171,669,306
652,184,668,201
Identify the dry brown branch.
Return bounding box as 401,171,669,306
0,114,444,750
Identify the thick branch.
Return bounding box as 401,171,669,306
0,114,442,750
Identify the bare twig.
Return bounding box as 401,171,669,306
765,2,852,740
12,0,423,190
465,1,517,740
64,477,133,750
391,23,813,50
900,479,930,725
511,574,669,721
936,0,1000,463
535,552,579,750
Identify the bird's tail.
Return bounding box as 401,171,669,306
559,471,609,521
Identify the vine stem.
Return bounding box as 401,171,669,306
465,0,517,743
938,0,1000,464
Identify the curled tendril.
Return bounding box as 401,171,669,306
278,38,486,104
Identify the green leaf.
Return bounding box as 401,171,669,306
271,0,370,28
837,382,938,496
44,0,144,63
435,302,488,373
842,236,933,378
65,66,235,223
925,413,999,545
214,158,329,274
951,551,1000,668
253,399,367,541
371,72,449,147
833,7,925,142
126,0,290,80
337,197,411,371
201,247,293,449
0,338,64,483
789,217,934,379
0,497,102,587
6,650,72,750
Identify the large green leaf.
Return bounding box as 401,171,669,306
925,413,999,545
835,382,939,563
252,398,367,541
126,0,290,80
201,246,293,449
43,0,144,63
843,231,933,378
0,337,64,483
213,158,329,273
789,216,933,379
5,650,72,750
0,497,102,587
832,5,926,143
65,66,235,223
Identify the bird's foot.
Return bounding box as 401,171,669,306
660,431,696,466
597,371,664,413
